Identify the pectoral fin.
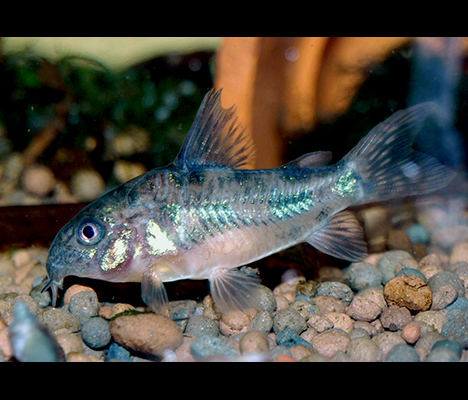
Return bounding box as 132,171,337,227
306,210,368,262
141,266,169,315
209,268,262,313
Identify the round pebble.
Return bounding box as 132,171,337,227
248,309,273,333
385,343,420,362
378,250,414,284
219,310,251,337
344,262,383,291
190,334,238,360
70,169,106,201
81,317,111,349
110,313,183,357
346,296,381,322
442,309,468,347
68,290,100,324
406,224,431,244
21,164,56,197
314,295,345,314
401,322,421,344
346,337,381,362
185,315,219,337
311,330,350,358
273,307,307,335
239,330,270,355
383,275,432,311
380,305,412,331
315,281,354,305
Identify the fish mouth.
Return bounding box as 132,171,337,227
41,277,63,307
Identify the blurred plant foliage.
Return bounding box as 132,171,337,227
0,50,214,182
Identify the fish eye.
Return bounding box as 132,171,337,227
78,220,104,245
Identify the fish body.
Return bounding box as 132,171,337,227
44,90,455,312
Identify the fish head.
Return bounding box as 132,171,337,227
44,199,137,305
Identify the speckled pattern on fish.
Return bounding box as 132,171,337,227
43,89,455,314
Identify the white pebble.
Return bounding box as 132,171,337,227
70,169,105,201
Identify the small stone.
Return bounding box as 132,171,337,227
324,312,354,334
383,275,432,311
106,342,132,362
442,309,468,347
346,296,381,322
380,305,412,331
289,345,313,361
185,315,219,337
430,271,465,294
290,298,314,319
247,309,273,333
406,224,431,244
311,330,350,358
81,317,111,349
346,337,381,362
372,331,405,359
420,253,444,269
239,330,270,355
426,346,461,362
70,169,106,201
190,334,238,360
40,307,81,333
315,282,354,305
306,314,333,333
255,285,277,313
68,290,100,324
378,250,414,284
21,164,56,197
415,331,445,362
313,295,345,314
420,264,444,280
431,339,463,359
273,307,307,335
300,352,329,362
385,343,420,362
344,262,383,291
401,322,421,344
63,284,96,306
276,327,314,350
53,328,83,356
446,296,468,310
219,309,251,337
110,313,183,357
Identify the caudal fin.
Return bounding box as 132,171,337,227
345,102,456,203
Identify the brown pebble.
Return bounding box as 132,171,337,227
21,164,56,197
346,296,381,322
219,309,252,337
311,330,350,358
401,321,421,344
110,313,183,357
239,330,270,355
383,275,432,311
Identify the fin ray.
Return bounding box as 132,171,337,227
141,266,169,315
306,210,367,262
174,89,256,170
209,268,262,313
344,102,456,202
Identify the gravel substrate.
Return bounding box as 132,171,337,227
2,196,468,362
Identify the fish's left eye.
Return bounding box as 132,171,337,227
78,220,104,245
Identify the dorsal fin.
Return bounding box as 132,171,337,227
173,89,256,170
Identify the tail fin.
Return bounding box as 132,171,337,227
345,102,456,203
